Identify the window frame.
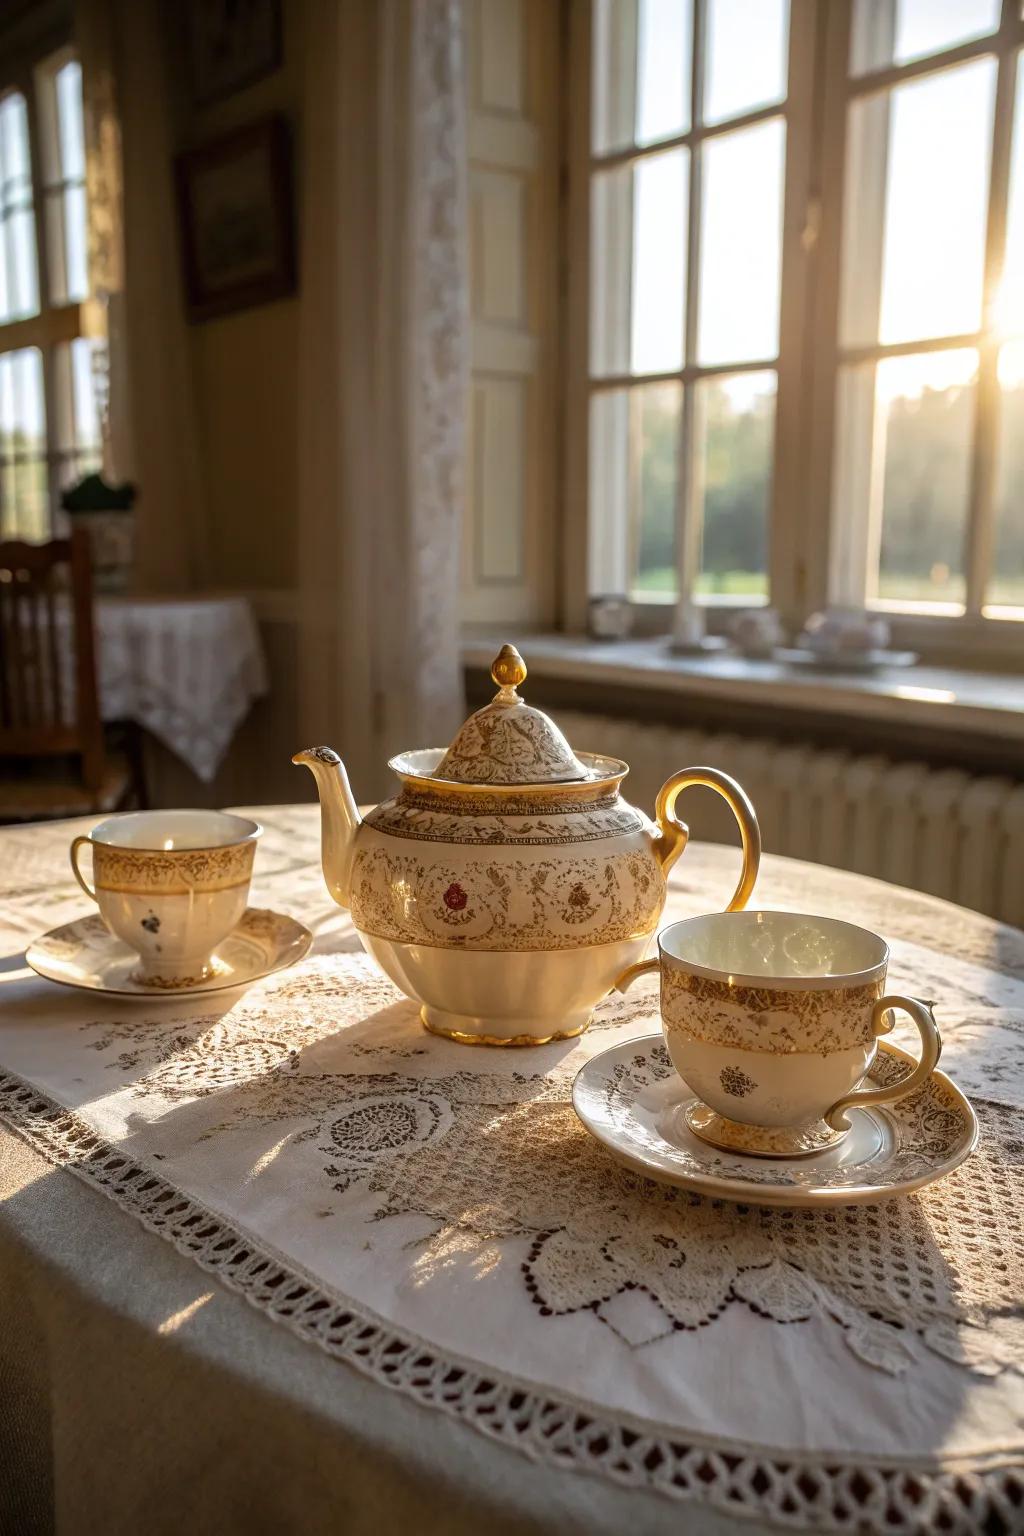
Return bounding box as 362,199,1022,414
807,0,1024,662
0,38,97,541
563,0,1024,661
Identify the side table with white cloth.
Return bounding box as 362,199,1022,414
0,807,1022,1535
93,595,267,784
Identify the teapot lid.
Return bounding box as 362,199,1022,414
434,644,591,786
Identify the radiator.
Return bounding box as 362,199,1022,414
555,710,1024,930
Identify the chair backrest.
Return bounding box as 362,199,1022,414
0,526,105,790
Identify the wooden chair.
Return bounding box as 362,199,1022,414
0,527,133,821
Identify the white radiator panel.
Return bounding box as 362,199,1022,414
556,711,1024,929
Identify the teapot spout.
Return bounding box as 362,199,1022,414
292,746,361,909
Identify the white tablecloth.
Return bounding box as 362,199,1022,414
94,595,267,782
0,808,1022,1534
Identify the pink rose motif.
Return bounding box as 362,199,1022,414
443,882,468,911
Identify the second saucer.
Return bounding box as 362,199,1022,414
26,907,312,999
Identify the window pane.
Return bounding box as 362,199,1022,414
0,93,39,322
589,389,631,592
988,339,1024,614
53,337,104,491
694,371,774,600
591,165,632,375
592,0,692,154
0,91,31,187
704,0,788,127
55,61,86,181
637,0,691,145
631,147,687,373
851,0,999,76
0,348,49,540
591,149,688,377
997,55,1024,340
633,382,681,595
853,349,977,610
9,207,40,318
63,181,88,301
698,117,784,366
0,348,45,450
70,337,101,451
588,383,682,598
842,60,995,349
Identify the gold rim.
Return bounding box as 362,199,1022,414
388,751,629,802
420,1009,590,1047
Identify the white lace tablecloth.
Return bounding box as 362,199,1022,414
0,807,1022,1534
94,595,267,781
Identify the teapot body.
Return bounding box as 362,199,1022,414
294,644,761,1046
350,764,664,1044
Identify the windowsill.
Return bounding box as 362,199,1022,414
461,632,1024,750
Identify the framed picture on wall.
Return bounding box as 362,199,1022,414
175,116,295,323
188,0,282,105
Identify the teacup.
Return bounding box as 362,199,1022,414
801,606,890,654
618,910,941,1157
70,810,262,987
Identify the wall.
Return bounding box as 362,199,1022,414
147,0,561,808
168,0,306,593
150,0,306,806
463,0,561,628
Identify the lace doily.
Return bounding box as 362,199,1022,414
1,808,1022,1533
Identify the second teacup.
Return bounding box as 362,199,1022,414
71,809,261,988
618,910,941,1158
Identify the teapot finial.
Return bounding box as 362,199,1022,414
491,643,527,698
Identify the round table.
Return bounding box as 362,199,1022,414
0,807,1022,1536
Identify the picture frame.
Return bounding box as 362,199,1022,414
187,0,282,105
175,116,296,323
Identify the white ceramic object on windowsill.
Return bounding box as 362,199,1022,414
668,599,729,655
727,607,786,659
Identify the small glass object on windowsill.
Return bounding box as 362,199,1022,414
61,474,136,594
667,597,729,655
587,594,634,641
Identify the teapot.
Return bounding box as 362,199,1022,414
294,644,760,1046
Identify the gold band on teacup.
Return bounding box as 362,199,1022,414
92,842,256,897
662,966,885,1055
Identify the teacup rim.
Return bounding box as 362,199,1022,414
657,909,889,992
85,809,263,854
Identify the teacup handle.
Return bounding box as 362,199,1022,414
825,995,942,1132
70,835,97,902
652,767,761,907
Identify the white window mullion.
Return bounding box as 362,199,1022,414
965,25,1019,615
674,0,705,633
772,0,824,624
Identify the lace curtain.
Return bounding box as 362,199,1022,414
297,0,469,800
76,0,209,590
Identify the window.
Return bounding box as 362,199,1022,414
0,50,100,542
829,0,1023,622
571,0,1024,644
586,0,791,610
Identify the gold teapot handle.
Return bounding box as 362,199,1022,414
651,766,761,909
616,768,761,995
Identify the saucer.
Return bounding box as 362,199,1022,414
778,646,918,673
26,908,313,998
572,1035,978,1208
